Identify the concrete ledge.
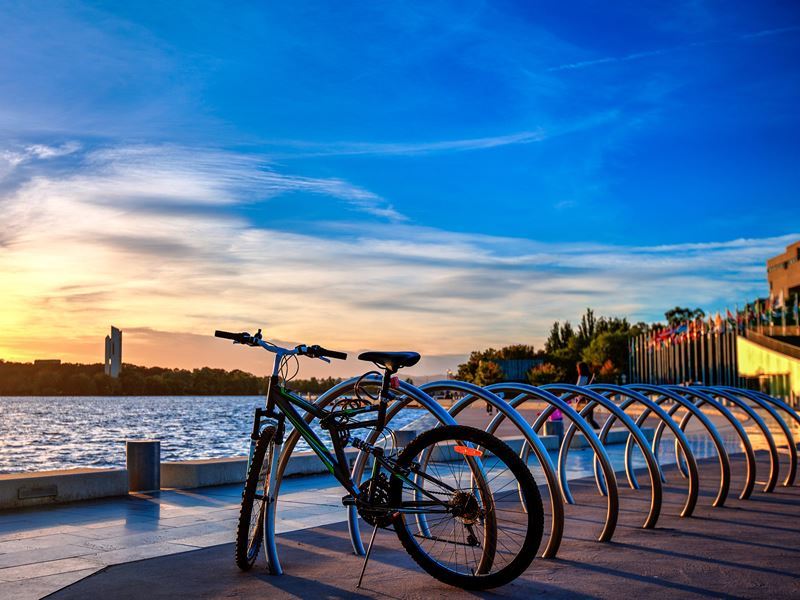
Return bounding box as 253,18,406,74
161,448,365,489
0,427,659,506
161,457,247,489
0,468,128,510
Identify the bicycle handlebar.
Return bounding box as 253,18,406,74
214,330,347,361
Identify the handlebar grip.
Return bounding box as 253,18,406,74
317,346,348,360
215,330,249,344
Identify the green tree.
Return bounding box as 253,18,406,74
527,363,565,385
545,321,574,353
664,306,705,326
455,345,537,383
577,308,597,343
581,331,630,381
474,360,504,386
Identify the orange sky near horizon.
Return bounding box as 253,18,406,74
2,145,793,378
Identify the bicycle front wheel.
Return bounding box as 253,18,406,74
391,425,543,589
235,425,276,571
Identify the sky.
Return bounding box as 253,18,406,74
1,1,799,377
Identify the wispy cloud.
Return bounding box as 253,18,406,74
268,130,546,158
0,143,404,223
0,141,793,373
548,25,800,72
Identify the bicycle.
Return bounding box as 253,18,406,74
215,328,543,590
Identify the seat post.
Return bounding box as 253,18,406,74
379,368,394,402
375,369,395,432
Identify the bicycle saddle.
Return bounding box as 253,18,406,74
358,351,421,372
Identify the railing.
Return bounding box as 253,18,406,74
745,328,800,361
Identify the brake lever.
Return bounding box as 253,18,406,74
318,356,331,364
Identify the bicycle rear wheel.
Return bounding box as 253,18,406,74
235,425,276,571
391,425,543,589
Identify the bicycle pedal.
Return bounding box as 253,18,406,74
341,494,356,506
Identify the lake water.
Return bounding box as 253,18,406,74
0,396,425,474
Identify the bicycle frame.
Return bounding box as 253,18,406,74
253,376,461,507
251,375,380,496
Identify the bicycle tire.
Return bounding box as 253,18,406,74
391,425,543,589
235,425,276,571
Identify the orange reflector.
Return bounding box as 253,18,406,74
454,445,483,457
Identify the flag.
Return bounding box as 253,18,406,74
794,295,799,324
726,307,735,323
714,312,722,333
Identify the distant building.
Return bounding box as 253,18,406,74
104,326,122,378
33,359,61,366
496,359,543,382
767,240,800,299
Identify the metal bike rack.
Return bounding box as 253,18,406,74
257,369,798,577
626,384,731,506
700,386,796,488
417,380,565,559
665,386,767,495
586,384,699,518
723,387,800,487
484,383,620,544
746,389,800,435
542,384,663,529
263,376,458,573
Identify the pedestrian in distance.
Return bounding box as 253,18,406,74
576,361,600,429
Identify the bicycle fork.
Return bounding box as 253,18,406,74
263,439,284,575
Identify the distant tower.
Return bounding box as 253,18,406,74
104,326,122,378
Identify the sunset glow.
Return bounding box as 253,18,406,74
1,3,799,376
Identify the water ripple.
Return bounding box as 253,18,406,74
0,396,424,473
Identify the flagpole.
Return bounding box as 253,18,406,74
721,311,727,386
780,291,787,335
692,323,698,383
724,326,731,386
699,322,706,384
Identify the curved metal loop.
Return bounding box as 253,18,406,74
747,389,800,434
702,386,796,488
344,379,460,556
541,384,663,529
484,382,619,544
266,376,458,571
587,386,673,487
666,386,760,497
264,376,366,573
418,381,564,559
722,387,799,487
627,384,731,507
587,384,699,518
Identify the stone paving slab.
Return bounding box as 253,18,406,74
47,456,800,599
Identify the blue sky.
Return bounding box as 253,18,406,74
1,1,799,375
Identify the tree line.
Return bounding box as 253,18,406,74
0,361,342,396
456,307,702,386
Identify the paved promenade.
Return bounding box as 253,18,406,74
0,407,795,598
49,455,800,599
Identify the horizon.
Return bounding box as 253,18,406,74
1,2,799,378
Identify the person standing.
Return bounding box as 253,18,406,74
576,361,600,429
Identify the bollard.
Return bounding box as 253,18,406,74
393,429,417,449
544,419,565,441
126,439,161,492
